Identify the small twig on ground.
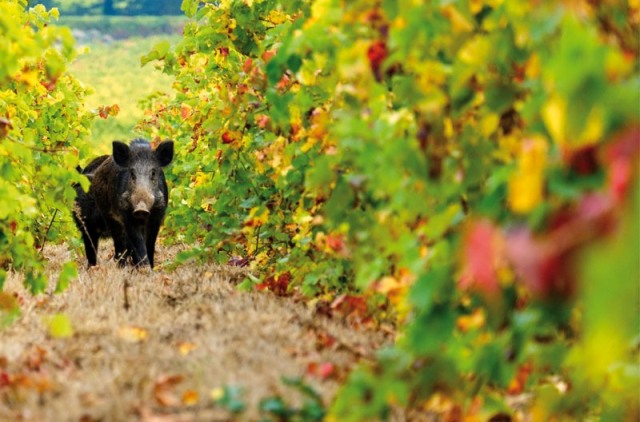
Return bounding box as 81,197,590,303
123,278,130,311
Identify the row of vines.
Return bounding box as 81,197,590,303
0,0,94,292
140,0,639,419
0,0,638,419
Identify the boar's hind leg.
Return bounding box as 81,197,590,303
80,225,99,267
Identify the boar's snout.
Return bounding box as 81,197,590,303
133,201,151,220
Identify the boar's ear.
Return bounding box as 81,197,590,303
156,140,174,167
112,141,130,167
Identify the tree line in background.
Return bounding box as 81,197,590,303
29,0,182,16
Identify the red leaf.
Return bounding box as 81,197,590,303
568,145,599,175
604,126,640,203
317,362,335,379
307,362,336,380
261,49,276,62
315,331,336,350
228,256,249,267
256,114,270,129
180,104,192,120
326,234,345,253
276,73,291,90
459,220,502,299
0,372,11,387
331,294,368,318
367,40,388,81
243,58,253,73
221,131,234,144
257,272,291,296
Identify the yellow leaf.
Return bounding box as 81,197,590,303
458,36,490,65
193,172,210,187
581,106,604,145
267,9,288,25
456,308,486,332
245,206,270,227
440,4,474,33
480,113,500,137
118,326,148,343
45,313,74,339
508,137,548,214
210,388,225,401
15,69,40,87
542,95,566,146
178,342,198,356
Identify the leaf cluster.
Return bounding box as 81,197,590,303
0,0,94,292
141,0,639,419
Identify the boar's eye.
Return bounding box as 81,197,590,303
150,168,157,179
129,169,136,180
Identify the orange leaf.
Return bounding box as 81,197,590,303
182,390,199,406
507,362,533,394
456,308,486,332
326,234,345,253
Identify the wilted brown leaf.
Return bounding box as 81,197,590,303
153,374,184,407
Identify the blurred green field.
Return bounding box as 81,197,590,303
69,36,176,154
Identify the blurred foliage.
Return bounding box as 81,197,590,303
0,0,94,292
141,0,639,418
69,36,177,150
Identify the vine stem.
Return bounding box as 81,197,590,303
7,135,75,153
39,209,58,254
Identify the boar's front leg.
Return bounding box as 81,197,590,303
124,218,150,267
145,212,164,269
106,219,129,267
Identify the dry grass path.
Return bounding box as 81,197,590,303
0,244,391,421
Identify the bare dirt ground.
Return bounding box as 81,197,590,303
0,243,392,421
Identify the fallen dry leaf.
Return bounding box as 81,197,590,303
117,326,148,343
182,389,199,406
153,374,184,407
178,342,198,356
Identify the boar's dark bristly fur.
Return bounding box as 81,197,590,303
73,138,174,268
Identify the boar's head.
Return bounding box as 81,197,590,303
112,139,174,220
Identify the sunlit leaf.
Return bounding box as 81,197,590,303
45,313,74,339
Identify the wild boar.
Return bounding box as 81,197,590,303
74,138,174,268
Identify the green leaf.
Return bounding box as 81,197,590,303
55,261,77,293
141,40,171,66
214,386,246,414
181,0,199,18
45,313,74,339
